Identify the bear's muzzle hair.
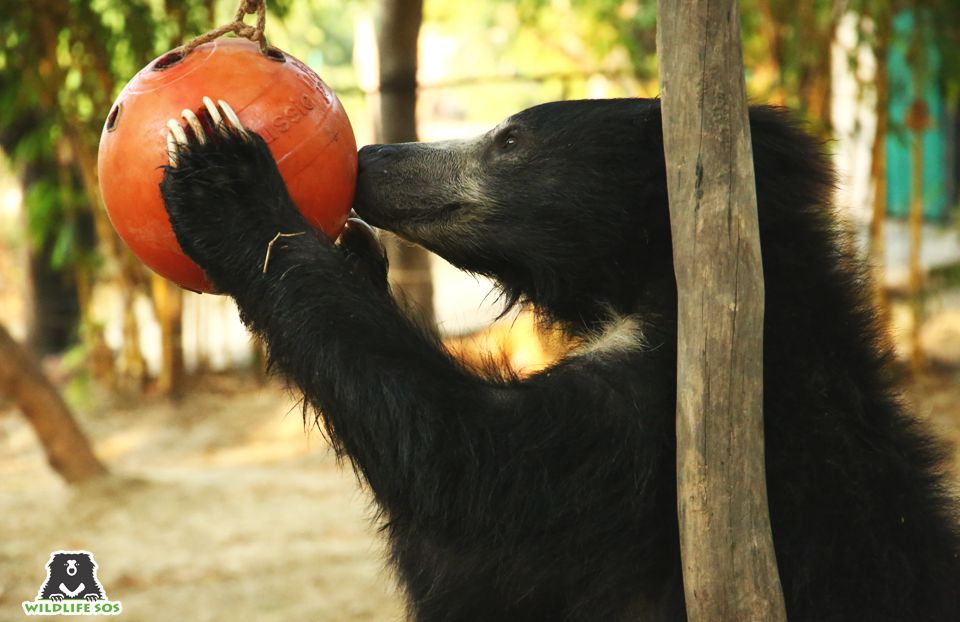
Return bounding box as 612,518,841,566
354,138,488,232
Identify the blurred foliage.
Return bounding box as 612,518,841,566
1,0,959,281
0,0,303,268
2,0,201,267
515,0,656,77
509,0,960,131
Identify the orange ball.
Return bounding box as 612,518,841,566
97,38,357,293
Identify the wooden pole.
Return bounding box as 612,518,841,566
906,14,929,378
151,273,185,398
908,100,927,376
376,0,436,325
868,16,891,319
656,1,787,620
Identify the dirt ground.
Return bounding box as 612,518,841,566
0,375,405,622
2,353,960,622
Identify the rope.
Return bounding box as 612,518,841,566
181,0,268,55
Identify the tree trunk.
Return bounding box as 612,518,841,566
119,289,148,392
756,0,786,104
9,156,83,356
907,17,928,377
26,238,81,355
868,18,891,318
908,101,927,376
151,273,184,398
797,1,842,134
63,126,150,390
657,1,787,620
376,0,435,325
0,323,107,483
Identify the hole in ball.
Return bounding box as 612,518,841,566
152,50,185,71
264,47,286,62
106,104,122,132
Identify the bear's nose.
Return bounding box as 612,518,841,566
358,144,400,173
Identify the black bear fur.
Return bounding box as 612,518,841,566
160,98,960,621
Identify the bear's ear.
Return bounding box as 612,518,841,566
49,553,65,565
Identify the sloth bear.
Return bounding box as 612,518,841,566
37,551,105,602
160,98,960,621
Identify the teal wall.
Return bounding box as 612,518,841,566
886,10,950,220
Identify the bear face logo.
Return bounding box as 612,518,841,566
22,550,122,616
36,551,106,602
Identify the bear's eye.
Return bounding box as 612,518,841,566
500,132,518,151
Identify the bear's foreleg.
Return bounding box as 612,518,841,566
158,100,669,545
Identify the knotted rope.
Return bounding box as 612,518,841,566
182,0,269,54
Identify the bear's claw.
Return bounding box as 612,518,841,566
338,217,389,289
166,97,248,166
160,96,327,296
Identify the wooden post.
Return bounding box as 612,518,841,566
656,1,788,620
906,14,929,378
907,96,927,377
376,0,436,325
868,16,891,318
151,273,185,398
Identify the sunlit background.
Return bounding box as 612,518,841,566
1,0,959,620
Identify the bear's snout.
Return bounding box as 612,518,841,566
354,143,414,229
66,559,78,576
358,144,401,174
